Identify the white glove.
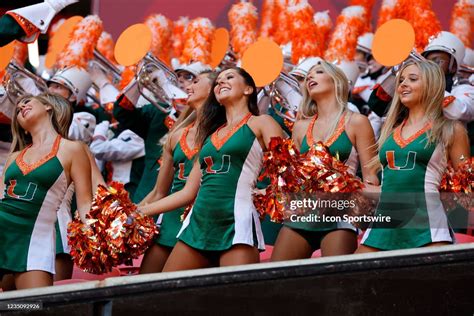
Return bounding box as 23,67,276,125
469,74,474,86
45,0,79,12
151,69,187,100
88,63,109,88
93,120,110,138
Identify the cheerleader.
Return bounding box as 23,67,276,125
271,60,379,261
140,67,284,271
138,70,216,273
357,60,470,253
0,93,92,289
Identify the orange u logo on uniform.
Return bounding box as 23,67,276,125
204,155,231,174
386,151,417,171
6,180,38,201
177,163,187,180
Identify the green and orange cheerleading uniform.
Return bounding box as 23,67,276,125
177,114,265,251
361,120,454,250
155,124,198,248
0,136,68,275
285,112,359,249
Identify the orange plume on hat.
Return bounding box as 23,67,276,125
377,0,399,28
56,15,103,69
313,10,333,52
228,1,258,59
288,0,321,64
145,14,173,66
349,0,375,31
97,31,116,64
325,6,367,62
259,0,276,39
450,0,474,47
273,0,291,45
172,16,189,59
180,17,214,65
395,0,441,51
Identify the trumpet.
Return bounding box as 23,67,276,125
267,72,302,122
91,49,122,85
136,52,183,113
5,61,48,104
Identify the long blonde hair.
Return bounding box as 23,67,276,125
298,60,349,141
370,60,455,169
11,93,72,152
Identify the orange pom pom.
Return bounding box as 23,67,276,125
450,0,474,47
259,0,276,39
325,6,367,62
180,17,214,65
97,31,116,64
228,1,258,59
172,16,189,59
314,11,333,53
56,15,103,69
145,14,173,66
288,1,322,64
377,0,399,28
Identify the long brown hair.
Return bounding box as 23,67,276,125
11,93,72,152
195,67,259,147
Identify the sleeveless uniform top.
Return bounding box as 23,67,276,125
0,136,68,274
178,113,265,251
286,112,359,231
155,124,198,248
361,120,454,250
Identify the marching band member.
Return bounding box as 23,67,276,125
358,60,470,252
271,60,378,260
140,67,284,271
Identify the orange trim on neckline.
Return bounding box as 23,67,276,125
180,123,199,160
306,112,346,147
211,113,252,151
393,119,432,149
16,135,61,176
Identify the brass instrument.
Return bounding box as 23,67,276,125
5,61,48,104
268,72,301,122
136,52,185,113
91,49,122,85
